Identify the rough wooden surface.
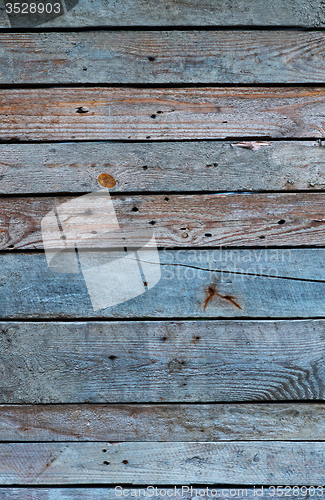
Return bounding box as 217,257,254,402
2,87,325,141
3,192,325,250
2,0,325,27
1,320,325,403
0,441,325,484
2,141,325,194
1,403,325,441
4,31,325,84
1,250,325,319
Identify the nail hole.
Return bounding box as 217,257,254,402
157,111,163,114
162,336,167,341
102,449,107,453
149,220,156,225
7,244,14,249
109,355,117,360
164,197,169,201
82,66,88,71
103,461,110,465
180,227,186,230
131,207,139,212
122,460,128,464
222,121,228,123
151,114,156,119
205,233,212,237
76,106,89,114
143,281,148,287
278,219,286,224
143,165,148,170
259,236,265,239
146,136,151,139
148,56,156,62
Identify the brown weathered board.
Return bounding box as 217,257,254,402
0,441,324,485
1,250,325,319
0,403,325,441
3,31,325,84
1,320,325,403
2,87,325,141
2,141,325,195
2,193,325,250
1,0,325,28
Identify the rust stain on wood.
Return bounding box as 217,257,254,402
204,285,242,310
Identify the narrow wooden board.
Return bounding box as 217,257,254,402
4,31,325,84
1,250,325,319
2,193,325,250
1,0,325,28
1,403,325,441
0,488,317,500
1,320,325,403
0,441,324,485
2,141,325,195
2,87,325,141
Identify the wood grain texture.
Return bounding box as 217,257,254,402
2,140,325,194
1,249,325,319
1,403,325,441
0,441,324,484
1,320,325,403
2,193,325,250
4,31,325,84
1,0,325,27
3,141,325,195
2,87,325,141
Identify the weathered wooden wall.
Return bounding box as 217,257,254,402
1,0,325,497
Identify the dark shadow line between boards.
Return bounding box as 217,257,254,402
0,25,325,33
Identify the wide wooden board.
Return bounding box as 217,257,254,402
2,193,325,250
1,0,325,28
1,250,325,319
1,403,325,441
1,320,325,403
0,441,324,484
2,141,325,195
2,87,325,141
4,31,325,84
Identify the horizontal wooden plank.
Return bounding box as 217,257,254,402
1,320,325,403
2,141,325,195
3,193,325,250
0,490,319,500
1,250,325,319
1,0,325,27
2,87,325,141
4,31,325,84
1,403,325,441
0,441,324,485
